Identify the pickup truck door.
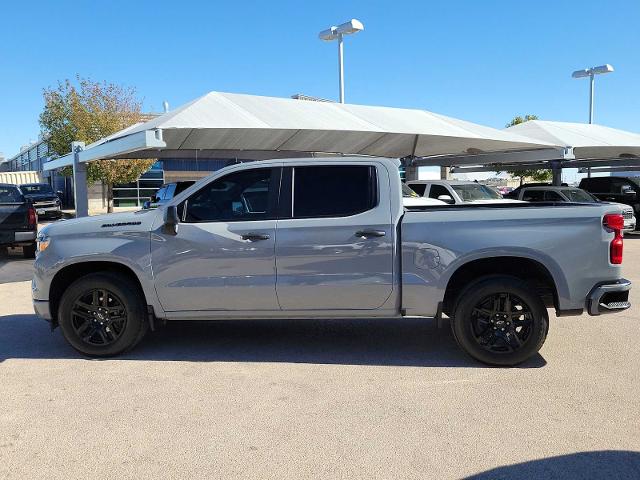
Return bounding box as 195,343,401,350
274,164,395,311
151,167,281,312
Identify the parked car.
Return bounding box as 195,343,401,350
514,185,636,232
0,184,38,258
19,183,62,219
402,182,446,207
142,181,196,209
496,186,514,196
406,180,521,204
33,158,631,366
579,177,640,230
504,182,568,200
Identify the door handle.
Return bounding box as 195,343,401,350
355,230,386,238
241,232,270,241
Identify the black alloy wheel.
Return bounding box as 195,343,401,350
470,292,533,353
70,288,128,346
451,275,548,366
58,272,148,357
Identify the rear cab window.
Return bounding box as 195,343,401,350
289,165,378,218
0,186,23,203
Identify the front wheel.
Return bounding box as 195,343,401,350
451,275,548,366
58,272,148,357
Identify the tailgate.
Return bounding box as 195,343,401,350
0,204,29,235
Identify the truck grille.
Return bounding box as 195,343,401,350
623,210,634,220
33,202,57,208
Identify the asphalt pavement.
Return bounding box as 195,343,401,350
0,240,639,479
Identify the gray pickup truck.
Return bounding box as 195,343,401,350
32,158,631,365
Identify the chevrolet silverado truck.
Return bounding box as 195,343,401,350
1,183,38,258
32,158,632,366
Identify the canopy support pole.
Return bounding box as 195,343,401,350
551,160,562,186
72,141,88,217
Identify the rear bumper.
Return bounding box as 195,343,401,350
587,279,632,316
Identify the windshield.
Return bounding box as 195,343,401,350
451,184,502,201
401,183,420,198
0,186,23,203
564,189,598,203
20,184,54,195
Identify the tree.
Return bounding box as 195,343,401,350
502,115,552,185
39,76,156,212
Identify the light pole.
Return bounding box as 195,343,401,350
571,64,614,124
319,19,364,103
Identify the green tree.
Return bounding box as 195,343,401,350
503,114,552,185
39,76,155,212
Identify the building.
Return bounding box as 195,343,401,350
3,133,236,212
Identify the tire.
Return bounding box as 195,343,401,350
22,242,36,259
451,275,548,366
58,272,148,357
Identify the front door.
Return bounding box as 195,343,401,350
151,167,281,312
275,164,395,311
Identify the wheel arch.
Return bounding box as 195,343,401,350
442,256,560,315
49,261,148,325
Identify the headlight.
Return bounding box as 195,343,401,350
36,232,50,253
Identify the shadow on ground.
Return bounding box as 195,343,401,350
465,450,640,480
0,250,34,284
0,313,546,368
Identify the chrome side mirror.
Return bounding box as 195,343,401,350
437,194,455,204
163,205,179,235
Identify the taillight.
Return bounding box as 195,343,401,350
27,207,37,228
603,213,624,264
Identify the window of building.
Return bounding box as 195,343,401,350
292,165,377,218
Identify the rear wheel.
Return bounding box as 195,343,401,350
58,272,148,357
451,275,548,366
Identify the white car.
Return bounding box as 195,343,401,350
402,183,446,207
406,180,522,205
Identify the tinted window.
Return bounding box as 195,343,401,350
429,184,452,200
184,168,274,222
402,183,420,198
0,186,22,203
409,183,427,196
451,184,502,201
20,184,54,195
544,191,564,201
564,189,597,203
155,186,167,201
580,178,610,193
522,190,545,202
293,166,377,218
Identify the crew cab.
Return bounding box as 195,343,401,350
0,184,38,258
32,158,632,366
406,180,521,205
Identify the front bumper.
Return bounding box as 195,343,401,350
35,206,62,217
587,279,632,316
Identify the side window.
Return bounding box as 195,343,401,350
522,190,545,202
428,184,450,200
292,165,377,218
164,184,177,199
544,191,564,201
183,168,275,222
409,183,426,196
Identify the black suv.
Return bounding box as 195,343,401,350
142,181,196,209
579,177,640,223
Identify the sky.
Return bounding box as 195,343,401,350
1,0,639,175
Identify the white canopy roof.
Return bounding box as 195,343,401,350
44,92,557,171
506,120,640,160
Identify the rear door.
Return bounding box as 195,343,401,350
274,163,394,311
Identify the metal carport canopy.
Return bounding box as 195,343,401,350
44,91,559,171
